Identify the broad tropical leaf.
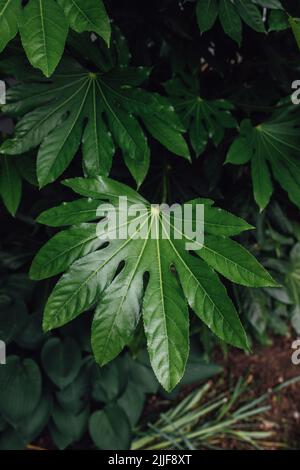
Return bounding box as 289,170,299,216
226,107,300,211
1,0,110,75
19,0,69,77
30,176,277,391
164,75,236,157
57,0,110,45
0,54,189,187
196,0,218,33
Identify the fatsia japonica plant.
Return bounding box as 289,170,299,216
29,176,277,390
0,30,189,187
0,0,111,75
226,106,300,211
1,0,300,393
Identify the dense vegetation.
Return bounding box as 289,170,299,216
0,0,300,450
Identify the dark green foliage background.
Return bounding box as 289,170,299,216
1,0,300,449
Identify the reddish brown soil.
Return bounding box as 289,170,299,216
214,336,300,449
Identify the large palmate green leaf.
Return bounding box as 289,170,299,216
0,55,188,187
226,107,300,211
196,0,282,45
30,176,277,391
164,75,236,157
1,0,110,76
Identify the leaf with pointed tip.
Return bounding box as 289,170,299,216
204,205,254,236
0,56,188,187
219,0,242,45
198,234,279,287
19,0,69,77
196,0,218,33
235,0,265,33
36,198,100,227
57,0,111,45
0,155,22,216
196,0,273,43
289,17,300,50
30,176,277,391
142,114,190,160
226,109,300,211
0,0,22,52
1,0,111,74
164,76,236,157
30,223,102,280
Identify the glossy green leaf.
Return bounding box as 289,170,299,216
1,57,187,187
197,0,276,43
225,120,253,164
30,176,277,390
251,148,273,212
164,76,236,157
235,0,265,33
198,235,278,287
226,109,300,211
0,156,22,216
36,198,100,227
0,0,22,52
219,0,242,45
0,0,111,62
30,223,102,280
142,114,190,160
19,0,69,77
58,0,111,45
196,0,218,33
268,10,289,31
